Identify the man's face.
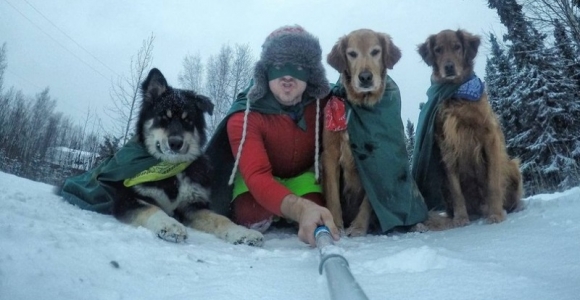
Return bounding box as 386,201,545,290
268,76,307,106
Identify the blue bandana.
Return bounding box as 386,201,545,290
455,74,484,101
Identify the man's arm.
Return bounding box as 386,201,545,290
280,194,340,246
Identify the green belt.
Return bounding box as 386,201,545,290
232,171,322,200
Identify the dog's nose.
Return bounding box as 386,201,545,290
358,71,373,87
168,136,183,151
444,62,456,76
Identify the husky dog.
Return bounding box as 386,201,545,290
112,68,263,246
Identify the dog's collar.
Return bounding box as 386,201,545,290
454,74,484,101
123,161,192,187
324,96,348,131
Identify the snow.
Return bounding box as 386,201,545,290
1,171,579,300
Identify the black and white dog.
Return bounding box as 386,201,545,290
112,68,263,246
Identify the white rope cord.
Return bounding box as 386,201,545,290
315,98,320,182
228,103,251,185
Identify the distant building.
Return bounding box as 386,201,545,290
45,147,99,172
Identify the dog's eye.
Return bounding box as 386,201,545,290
454,44,462,51
370,49,380,56
434,47,442,54
347,51,358,58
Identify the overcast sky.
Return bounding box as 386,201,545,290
1,0,506,135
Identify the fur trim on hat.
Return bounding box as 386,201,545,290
248,25,330,102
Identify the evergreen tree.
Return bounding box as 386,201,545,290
405,119,415,167
488,0,580,194
553,19,580,90
94,135,121,166
488,0,546,68
485,34,515,129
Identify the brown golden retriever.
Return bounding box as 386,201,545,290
417,29,523,229
323,29,402,236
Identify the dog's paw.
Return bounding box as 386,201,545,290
145,211,188,243
452,215,470,227
486,211,506,224
224,226,264,247
345,225,368,237
422,211,454,231
157,222,188,243
409,222,429,233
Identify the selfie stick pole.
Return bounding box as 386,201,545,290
314,226,369,300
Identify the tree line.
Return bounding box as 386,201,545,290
2,0,579,196
0,37,255,185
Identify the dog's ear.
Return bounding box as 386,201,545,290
141,68,168,101
327,36,348,73
195,95,214,116
417,35,435,66
379,33,402,70
457,30,480,64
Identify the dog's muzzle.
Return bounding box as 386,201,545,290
444,62,456,78
157,136,189,155
358,71,374,88
168,136,184,152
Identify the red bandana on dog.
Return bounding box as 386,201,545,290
324,96,347,131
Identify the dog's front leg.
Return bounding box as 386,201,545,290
484,135,507,223
346,197,372,237
444,165,470,227
322,130,344,231
116,203,188,243
185,209,264,247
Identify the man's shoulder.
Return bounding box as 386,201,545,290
227,110,267,128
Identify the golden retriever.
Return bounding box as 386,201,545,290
323,29,402,236
417,29,523,229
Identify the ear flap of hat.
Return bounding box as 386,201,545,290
305,62,330,99
247,60,269,102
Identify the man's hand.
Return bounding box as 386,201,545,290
280,194,340,246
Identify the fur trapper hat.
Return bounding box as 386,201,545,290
248,25,330,102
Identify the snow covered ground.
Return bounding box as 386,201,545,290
1,171,579,300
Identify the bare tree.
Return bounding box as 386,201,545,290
3,91,30,160
0,43,6,94
229,44,254,101
0,87,17,146
204,44,254,135
205,44,233,134
41,112,62,154
178,53,204,93
523,0,580,49
21,88,56,167
0,43,8,142
106,33,155,145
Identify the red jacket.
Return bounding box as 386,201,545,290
227,99,325,215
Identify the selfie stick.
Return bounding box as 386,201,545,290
314,226,369,300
